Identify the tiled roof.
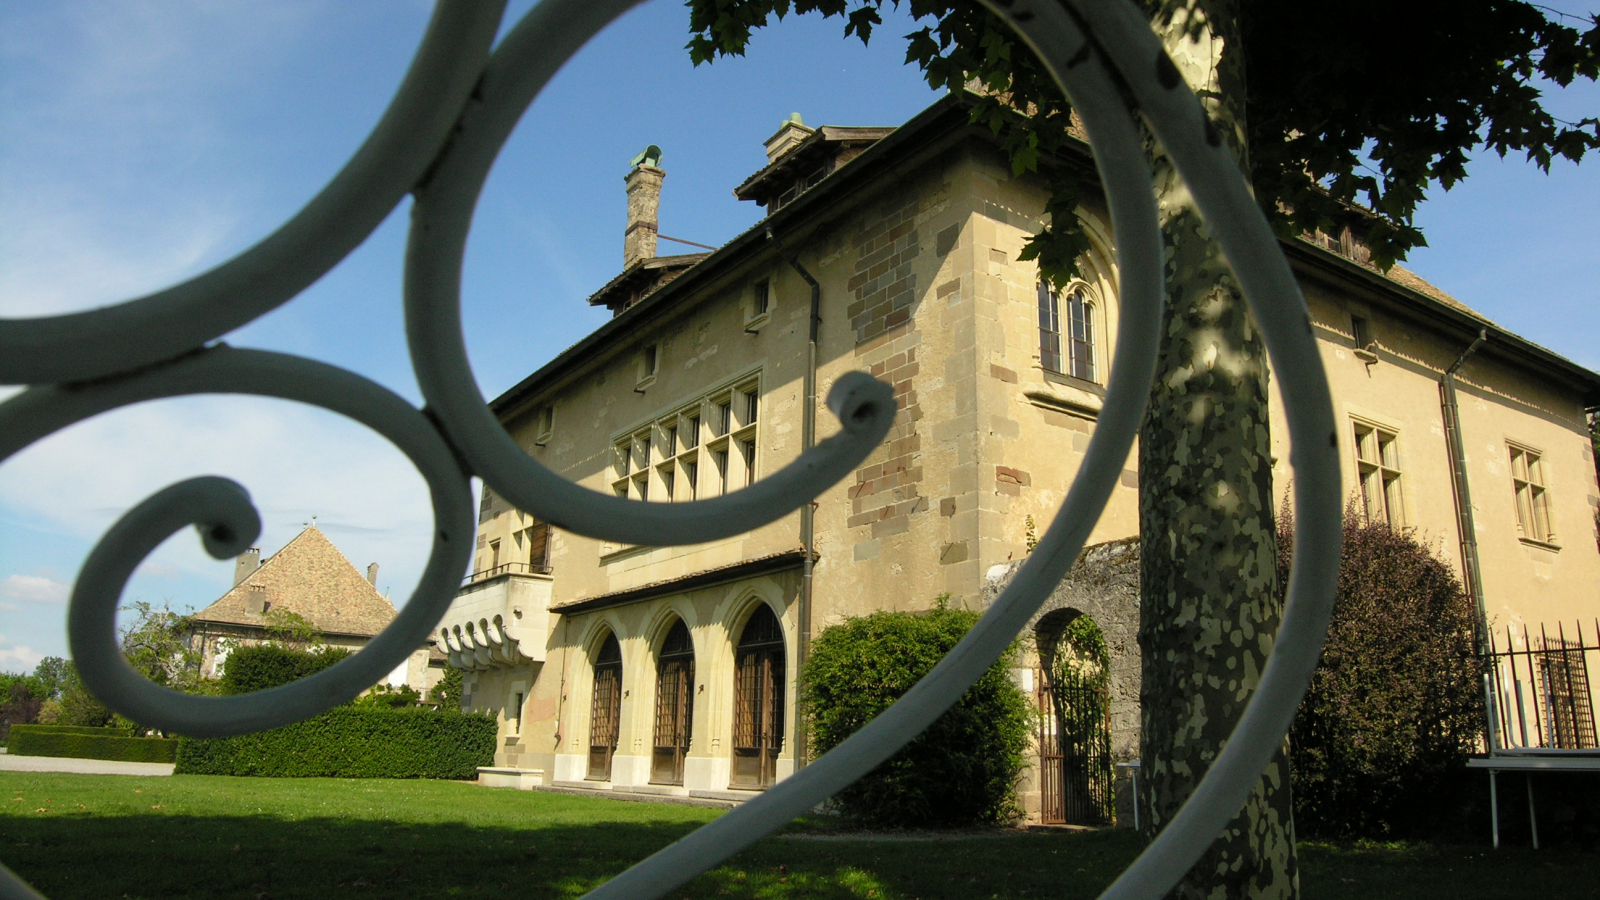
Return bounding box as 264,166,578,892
1383,264,1498,327
191,526,397,638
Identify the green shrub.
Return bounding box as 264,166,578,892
1280,509,1486,838
8,725,178,763
175,707,495,779
219,644,352,695
431,667,463,709
803,607,1032,828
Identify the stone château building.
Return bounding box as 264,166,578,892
439,94,1600,820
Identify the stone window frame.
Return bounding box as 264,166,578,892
531,404,555,446
1038,280,1100,386
636,342,660,391
609,369,763,506
745,276,775,332
1352,417,1405,527
1508,441,1558,548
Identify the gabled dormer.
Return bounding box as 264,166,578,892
733,113,894,216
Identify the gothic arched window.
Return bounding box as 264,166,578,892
1038,282,1097,383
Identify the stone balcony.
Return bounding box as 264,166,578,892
437,563,551,670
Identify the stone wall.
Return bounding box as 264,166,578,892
984,536,1142,824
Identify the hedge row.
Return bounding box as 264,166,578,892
175,707,495,779
10,724,118,738
8,725,178,763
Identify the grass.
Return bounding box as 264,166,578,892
0,773,1594,899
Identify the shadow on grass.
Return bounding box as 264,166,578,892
1,803,1140,900
2,773,1597,900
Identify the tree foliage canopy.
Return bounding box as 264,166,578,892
687,0,1600,276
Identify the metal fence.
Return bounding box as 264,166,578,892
1488,619,1599,751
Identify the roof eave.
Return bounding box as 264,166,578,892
1284,241,1600,407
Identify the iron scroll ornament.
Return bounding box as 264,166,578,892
0,3,1343,900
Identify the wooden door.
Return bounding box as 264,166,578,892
652,620,695,784
588,633,622,780
732,606,784,788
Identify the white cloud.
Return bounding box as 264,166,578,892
0,575,68,605
0,1,319,317
0,633,44,671
0,394,437,607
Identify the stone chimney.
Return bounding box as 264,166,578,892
233,548,260,587
764,113,814,164
367,562,380,586
624,145,664,269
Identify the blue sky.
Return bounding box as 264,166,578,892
1,0,1596,670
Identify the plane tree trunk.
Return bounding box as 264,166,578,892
1137,2,1298,897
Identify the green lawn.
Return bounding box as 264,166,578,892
0,773,1592,899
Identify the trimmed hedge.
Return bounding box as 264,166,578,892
220,644,352,695
9,724,114,737
8,725,178,763
175,707,495,779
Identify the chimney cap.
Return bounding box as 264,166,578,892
630,144,663,169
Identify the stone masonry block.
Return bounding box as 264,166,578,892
939,541,970,565
871,516,910,539
996,465,1032,487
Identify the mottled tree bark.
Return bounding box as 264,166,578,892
1137,2,1298,898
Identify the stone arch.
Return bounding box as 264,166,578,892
1034,608,1114,825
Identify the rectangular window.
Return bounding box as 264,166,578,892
661,465,675,502
1354,421,1403,526
712,446,729,495
1351,315,1373,350
638,343,659,387
1510,444,1555,543
684,461,698,499
663,423,677,456
743,390,759,426
534,406,554,445
752,279,771,318
511,692,524,735
1539,637,1597,749
1065,288,1095,382
713,399,732,437
740,438,757,487
685,414,700,448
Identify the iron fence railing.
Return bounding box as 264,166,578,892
461,560,552,586
1488,619,1599,751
